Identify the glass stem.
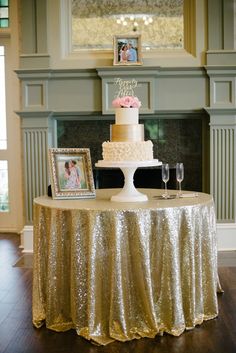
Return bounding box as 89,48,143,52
165,182,167,194
179,181,181,194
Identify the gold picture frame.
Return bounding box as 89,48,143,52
48,148,95,200
113,35,142,66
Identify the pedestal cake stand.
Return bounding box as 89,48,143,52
95,160,162,202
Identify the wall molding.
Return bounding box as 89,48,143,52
15,66,208,79
205,65,236,76
15,68,98,79
16,108,206,119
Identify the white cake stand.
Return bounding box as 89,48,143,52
95,160,162,202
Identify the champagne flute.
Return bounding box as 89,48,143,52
176,163,184,197
162,163,169,199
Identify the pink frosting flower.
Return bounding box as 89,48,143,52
112,97,122,108
112,96,141,108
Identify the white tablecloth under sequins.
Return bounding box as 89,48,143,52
32,189,222,345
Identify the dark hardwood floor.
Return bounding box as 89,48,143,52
0,233,236,353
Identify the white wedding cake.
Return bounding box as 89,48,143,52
102,96,153,161
96,79,160,202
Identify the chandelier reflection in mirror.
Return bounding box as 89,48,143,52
72,0,183,51
115,14,154,31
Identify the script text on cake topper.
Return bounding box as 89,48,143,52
114,78,140,97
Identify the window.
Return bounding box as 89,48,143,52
0,45,8,212
0,0,9,28
0,45,6,149
0,160,8,211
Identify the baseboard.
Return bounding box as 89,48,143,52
0,227,21,233
20,225,33,253
217,223,236,251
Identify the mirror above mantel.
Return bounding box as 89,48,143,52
71,0,184,51
23,0,203,69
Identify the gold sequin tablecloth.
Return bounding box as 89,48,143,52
33,189,222,345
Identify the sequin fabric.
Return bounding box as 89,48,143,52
32,189,222,345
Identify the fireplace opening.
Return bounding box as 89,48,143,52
57,115,208,192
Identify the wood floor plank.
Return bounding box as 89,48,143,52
0,233,236,353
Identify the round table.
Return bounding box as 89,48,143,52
32,189,222,345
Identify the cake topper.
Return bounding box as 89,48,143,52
114,78,138,98
112,78,141,108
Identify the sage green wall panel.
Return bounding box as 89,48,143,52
97,67,208,112
206,66,236,108
213,80,233,105
223,0,235,50
48,78,102,111
206,51,236,65
22,80,48,110
20,0,48,56
19,54,51,70
156,77,208,110
21,0,36,54
208,0,235,51
207,0,223,50
47,75,208,112
36,0,48,53
101,78,155,115
16,68,209,113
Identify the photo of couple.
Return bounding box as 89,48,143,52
119,42,137,63
114,35,142,65
57,157,88,191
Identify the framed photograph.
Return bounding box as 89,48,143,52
113,35,142,66
48,148,96,200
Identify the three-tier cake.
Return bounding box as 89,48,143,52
101,95,154,161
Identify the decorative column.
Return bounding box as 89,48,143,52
16,0,50,251
205,0,236,249
16,65,53,251
20,0,50,69
205,66,236,249
209,110,236,222
19,114,53,222
16,111,54,252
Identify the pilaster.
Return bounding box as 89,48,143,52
205,0,236,242
206,109,236,222
207,0,235,51
19,0,50,69
205,65,236,227
17,112,54,224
